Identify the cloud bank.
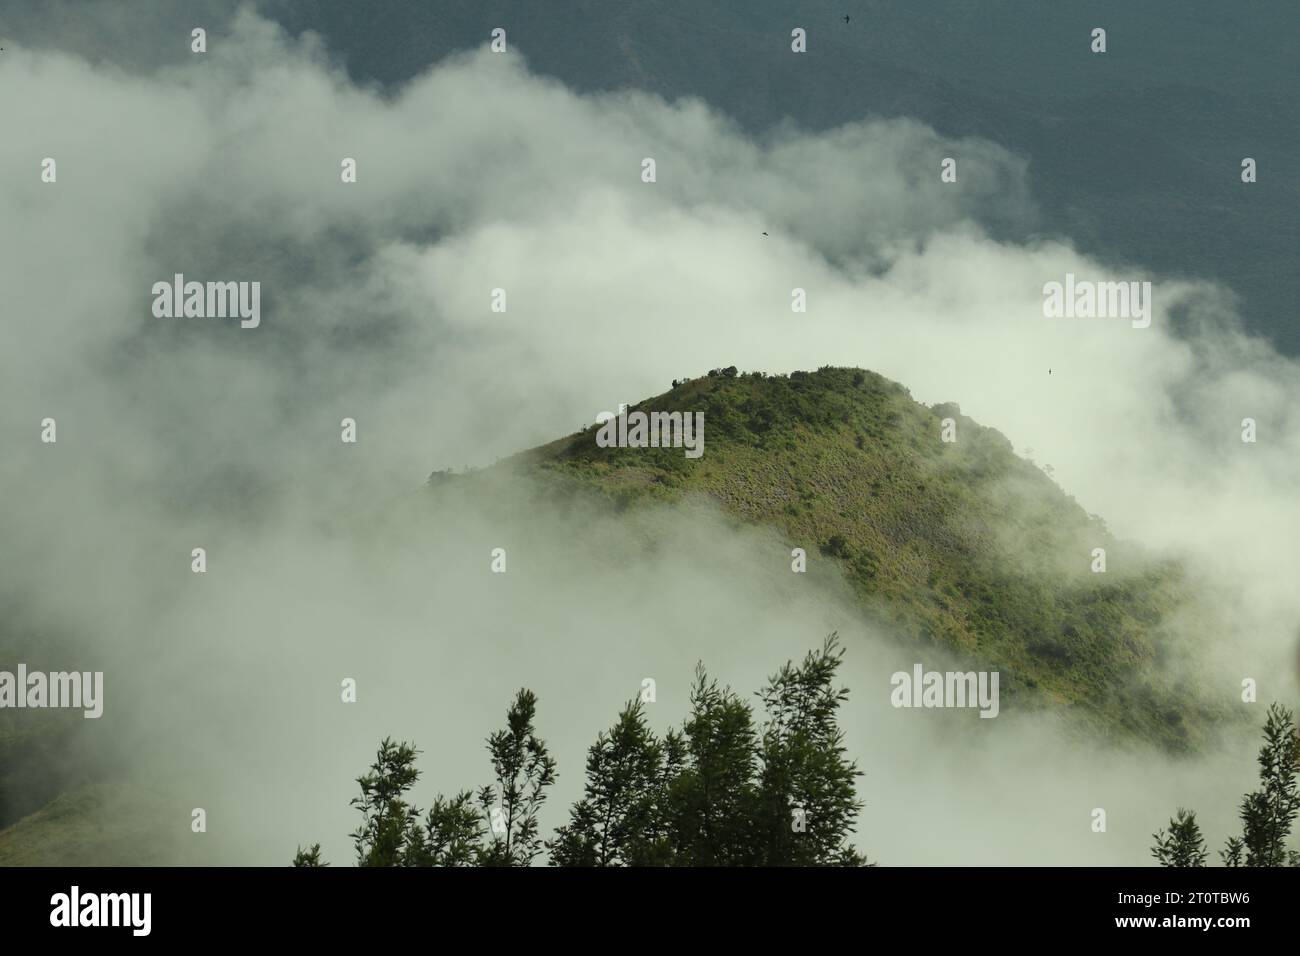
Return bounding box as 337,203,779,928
0,7,1296,863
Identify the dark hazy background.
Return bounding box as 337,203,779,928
8,0,1295,351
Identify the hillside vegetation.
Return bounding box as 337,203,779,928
503,366,1225,749
0,365,1228,864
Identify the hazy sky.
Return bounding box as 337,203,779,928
0,4,1296,864
9,0,1296,352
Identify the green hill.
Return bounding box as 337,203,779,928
497,366,1226,749
0,364,1228,864
0,781,208,866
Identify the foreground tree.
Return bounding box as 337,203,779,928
666,665,762,865
551,633,869,866
753,634,867,866
1150,809,1207,867
1152,703,1300,867
296,692,554,867
297,635,870,866
291,843,325,867
549,702,681,866
1227,703,1300,867
406,792,485,866
350,738,422,867
476,689,558,867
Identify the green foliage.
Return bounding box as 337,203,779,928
1150,809,1207,867
1154,703,1300,868
551,636,869,866
476,689,557,867
350,738,423,867
328,706,588,868
307,691,554,867
754,635,867,866
345,738,487,867
821,534,851,559
302,635,870,867
0,782,210,866
1236,703,1300,866
667,666,762,865
1220,836,1244,867
549,702,678,866
292,843,325,867
517,366,1224,750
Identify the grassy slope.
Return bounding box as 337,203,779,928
0,364,1225,863
0,781,205,866
507,366,1226,749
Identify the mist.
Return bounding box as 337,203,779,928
1,6,1296,864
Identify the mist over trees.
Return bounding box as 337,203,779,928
299,643,1300,869
294,635,869,867
1151,703,1300,868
